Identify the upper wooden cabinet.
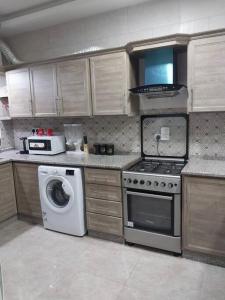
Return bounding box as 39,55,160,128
90,51,137,116
30,64,58,117
183,175,225,257
188,34,225,112
56,59,92,116
6,68,33,117
6,51,137,118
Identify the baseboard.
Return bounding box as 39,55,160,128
88,229,124,244
183,250,225,268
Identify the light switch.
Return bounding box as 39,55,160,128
160,127,170,141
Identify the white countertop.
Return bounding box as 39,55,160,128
0,150,140,170
182,156,225,178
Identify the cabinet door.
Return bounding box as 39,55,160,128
14,163,41,219
90,52,128,115
188,35,225,112
87,212,123,236
30,64,58,117
0,163,17,223
6,68,33,117
57,59,92,116
183,176,225,257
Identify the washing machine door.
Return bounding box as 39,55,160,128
45,176,74,213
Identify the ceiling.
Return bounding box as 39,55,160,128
0,0,150,37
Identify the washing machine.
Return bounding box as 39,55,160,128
38,165,86,236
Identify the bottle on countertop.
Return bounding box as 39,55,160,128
83,136,89,154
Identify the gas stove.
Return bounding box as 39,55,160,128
123,159,186,194
122,114,188,254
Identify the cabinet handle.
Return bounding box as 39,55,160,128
189,88,194,112
56,98,63,116
60,98,63,115
29,99,33,114
190,88,194,112
55,98,60,116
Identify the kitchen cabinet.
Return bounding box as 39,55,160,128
0,163,17,223
6,68,33,117
84,168,121,186
6,50,137,118
183,175,225,257
13,163,42,221
84,167,123,241
56,59,92,116
90,51,137,116
30,64,58,117
188,34,225,112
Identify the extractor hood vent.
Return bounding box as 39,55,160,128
0,39,23,65
130,84,186,99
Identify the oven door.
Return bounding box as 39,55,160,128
124,189,180,236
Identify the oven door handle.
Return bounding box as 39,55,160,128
126,190,173,201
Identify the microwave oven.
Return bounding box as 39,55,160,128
27,136,66,155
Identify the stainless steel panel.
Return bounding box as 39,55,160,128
173,194,181,236
126,190,173,201
124,227,181,253
123,172,181,193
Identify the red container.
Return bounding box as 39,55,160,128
47,128,53,136
37,128,44,136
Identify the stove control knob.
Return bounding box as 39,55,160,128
140,180,145,185
154,181,159,187
168,183,174,189
146,181,151,186
127,178,132,183
133,179,138,184
160,182,166,187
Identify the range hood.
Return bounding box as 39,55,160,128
130,84,186,98
131,47,187,99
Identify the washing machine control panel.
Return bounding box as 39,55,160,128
66,170,74,176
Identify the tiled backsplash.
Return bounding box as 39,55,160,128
143,116,187,157
8,112,225,159
189,112,225,159
12,116,141,153
0,120,14,150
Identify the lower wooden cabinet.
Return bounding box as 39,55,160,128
87,212,123,236
86,197,122,217
13,162,42,220
183,175,225,257
84,168,123,239
0,163,17,223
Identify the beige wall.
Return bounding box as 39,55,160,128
6,0,225,62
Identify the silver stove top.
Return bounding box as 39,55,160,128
128,160,185,176
123,159,186,194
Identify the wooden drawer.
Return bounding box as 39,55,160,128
85,184,122,202
85,168,121,186
86,197,122,217
87,212,123,236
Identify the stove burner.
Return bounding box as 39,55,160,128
129,160,185,176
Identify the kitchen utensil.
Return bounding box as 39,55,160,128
19,137,29,154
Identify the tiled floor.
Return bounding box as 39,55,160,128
0,220,225,300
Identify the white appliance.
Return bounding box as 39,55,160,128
28,135,66,155
38,165,86,236
64,124,83,153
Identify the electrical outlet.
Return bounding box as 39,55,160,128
160,127,170,141
154,133,161,141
